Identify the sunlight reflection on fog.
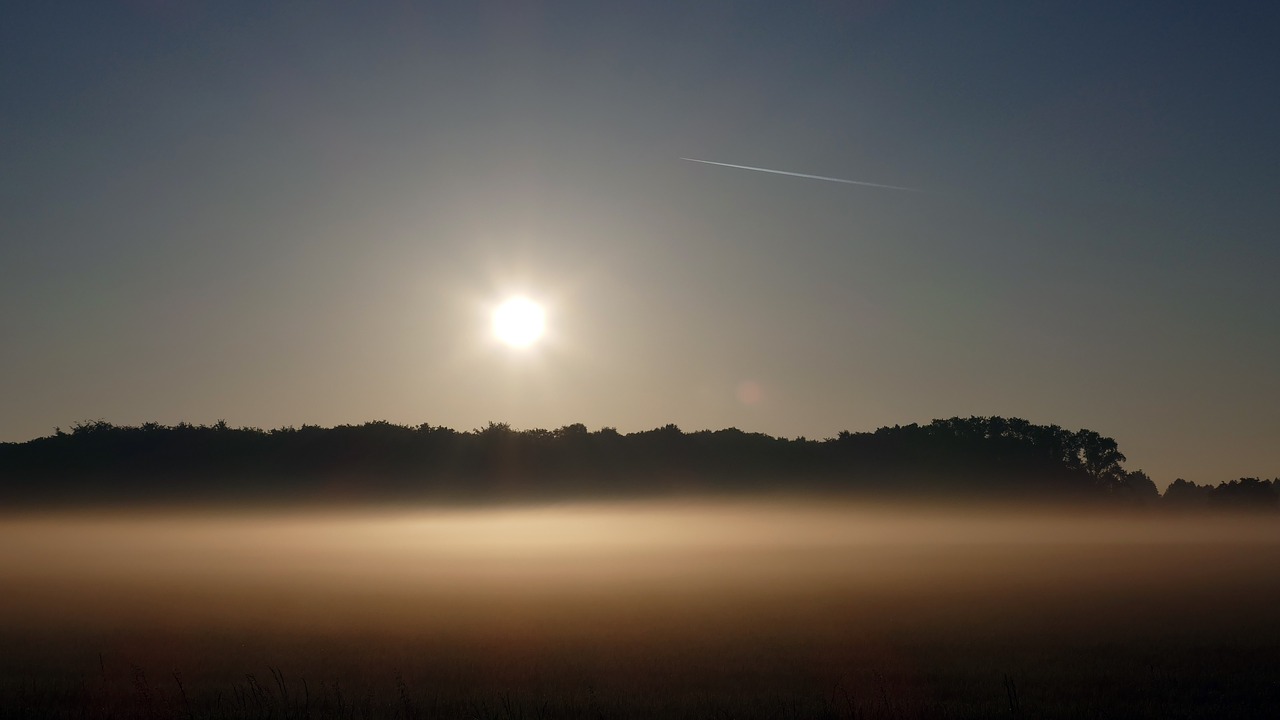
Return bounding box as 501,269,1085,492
2,499,1278,638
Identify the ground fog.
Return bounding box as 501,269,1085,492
2,499,1279,718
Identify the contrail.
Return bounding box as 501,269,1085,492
681,157,919,192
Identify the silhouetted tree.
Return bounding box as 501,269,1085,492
1,416,1269,509
1209,477,1278,511
1163,478,1212,508
1112,469,1160,504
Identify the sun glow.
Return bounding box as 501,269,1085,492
492,297,546,348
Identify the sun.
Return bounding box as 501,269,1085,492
492,297,546,348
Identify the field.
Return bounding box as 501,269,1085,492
2,499,1278,718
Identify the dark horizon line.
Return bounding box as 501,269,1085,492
4,416,1278,484
1,417,1276,511
0,415,1122,445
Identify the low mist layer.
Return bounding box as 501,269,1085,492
4,500,1279,638
4,500,1280,717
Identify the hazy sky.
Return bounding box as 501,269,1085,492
3,2,1277,485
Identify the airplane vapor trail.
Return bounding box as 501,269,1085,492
681,157,918,192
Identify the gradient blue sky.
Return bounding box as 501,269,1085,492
3,1,1277,485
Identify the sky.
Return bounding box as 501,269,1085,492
2,1,1277,486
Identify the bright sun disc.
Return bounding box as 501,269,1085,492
492,297,546,348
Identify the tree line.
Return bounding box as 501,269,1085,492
0,416,1273,508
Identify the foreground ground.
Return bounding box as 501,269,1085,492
2,500,1278,718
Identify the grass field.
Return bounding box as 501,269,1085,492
2,500,1278,718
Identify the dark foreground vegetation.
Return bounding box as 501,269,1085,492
6,635,1280,720
1,416,1275,508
